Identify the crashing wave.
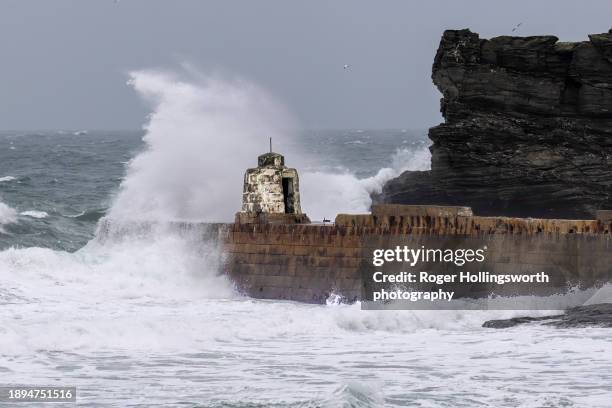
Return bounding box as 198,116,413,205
317,383,383,408
299,146,431,221
0,200,17,232
68,208,107,222
20,210,49,219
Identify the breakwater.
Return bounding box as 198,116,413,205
219,205,612,303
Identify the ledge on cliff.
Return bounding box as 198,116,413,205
380,28,612,219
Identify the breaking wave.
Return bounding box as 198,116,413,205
0,68,561,355
108,69,297,223
20,210,48,219
317,383,383,408
68,208,107,222
1,68,608,362
300,146,430,220
105,69,431,223
0,200,17,232
584,282,612,305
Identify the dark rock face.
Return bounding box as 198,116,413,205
483,303,612,328
381,29,612,219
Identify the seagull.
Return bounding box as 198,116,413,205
343,64,350,70
511,22,523,33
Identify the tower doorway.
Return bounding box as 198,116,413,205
282,177,295,214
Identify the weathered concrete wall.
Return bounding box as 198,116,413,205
220,209,612,303
221,222,365,303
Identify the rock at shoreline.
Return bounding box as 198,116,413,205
380,29,612,219
483,303,612,328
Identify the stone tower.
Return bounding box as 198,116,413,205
237,151,310,224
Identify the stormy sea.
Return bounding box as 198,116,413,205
1,72,611,407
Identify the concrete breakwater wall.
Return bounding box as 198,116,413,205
219,206,612,304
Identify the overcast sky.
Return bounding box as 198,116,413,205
1,0,611,130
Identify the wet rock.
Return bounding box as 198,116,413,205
483,303,612,328
380,29,612,219
482,315,564,329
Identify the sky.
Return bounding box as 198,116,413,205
1,0,611,131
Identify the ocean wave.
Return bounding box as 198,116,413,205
317,383,383,408
584,282,612,305
0,200,17,232
299,146,431,221
68,208,107,222
107,70,294,223
0,220,235,352
20,210,49,219
0,216,609,356
0,175,31,184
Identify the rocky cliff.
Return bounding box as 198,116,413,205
381,29,612,219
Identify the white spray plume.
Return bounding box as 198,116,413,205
299,146,431,220
109,70,297,222
0,199,17,232
109,68,431,223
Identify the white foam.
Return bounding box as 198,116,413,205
299,146,431,221
0,200,17,232
0,176,16,182
108,69,297,223
583,283,612,305
20,210,48,219
0,72,609,407
0,222,236,353
108,69,431,225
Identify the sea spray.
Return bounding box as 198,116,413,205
0,199,17,232
299,146,431,220
109,70,297,222
109,68,432,223
19,210,48,219
0,79,610,408
584,282,612,305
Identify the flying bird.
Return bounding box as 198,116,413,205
512,22,523,33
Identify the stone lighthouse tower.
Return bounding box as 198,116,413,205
237,146,310,224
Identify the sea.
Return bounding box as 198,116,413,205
1,72,611,407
